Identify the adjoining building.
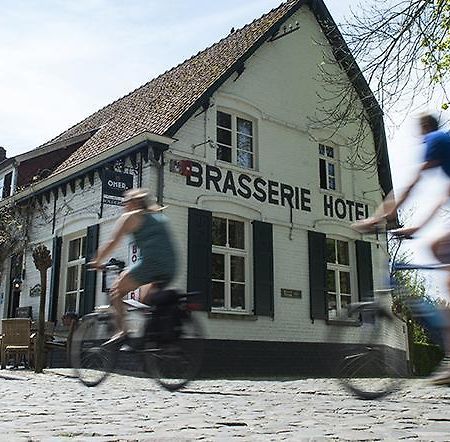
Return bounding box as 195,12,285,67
0,0,408,375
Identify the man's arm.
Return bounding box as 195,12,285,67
392,184,450,237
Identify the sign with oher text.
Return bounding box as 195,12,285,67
102,170,134,206
185,161,369,222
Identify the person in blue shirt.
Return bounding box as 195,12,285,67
90,189,178,343
355,113,450,384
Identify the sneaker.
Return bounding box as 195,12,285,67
430,357,450,386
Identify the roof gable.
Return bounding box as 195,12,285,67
40,0,391,196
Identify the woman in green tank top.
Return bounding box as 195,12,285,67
90,189,177,341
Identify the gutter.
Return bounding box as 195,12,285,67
0,131,175,207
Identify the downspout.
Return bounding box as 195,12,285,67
157,151,165,205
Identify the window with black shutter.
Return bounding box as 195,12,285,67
2,171,13,199
187,208,212,311
308,231,327,320
48,236,62,322
253,220,274,317
79,224,99,316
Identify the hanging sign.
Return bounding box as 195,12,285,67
102,170,134,206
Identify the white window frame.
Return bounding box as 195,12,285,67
216,109,256,170
319,144,339,191
211,215,251,314
60,233,87,316
326,236,357,320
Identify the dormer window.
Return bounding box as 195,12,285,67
0,171,13,200
216,110,255,169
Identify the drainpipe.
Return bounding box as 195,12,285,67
157,151,165,206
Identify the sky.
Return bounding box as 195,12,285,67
0,0,447,292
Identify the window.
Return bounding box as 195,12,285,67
216,110,255,169
0,171,13,200
319,144,338,191
64,236,86,313
211,216,249,312
326,238,353,319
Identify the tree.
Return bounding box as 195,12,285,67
342,0,450,113
0,205,28,280
32,244,52,373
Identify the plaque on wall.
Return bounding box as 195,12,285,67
281,288,302,298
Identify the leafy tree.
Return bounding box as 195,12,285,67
0,204,28,279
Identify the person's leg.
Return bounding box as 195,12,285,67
110,270,141,334
139,282,156,306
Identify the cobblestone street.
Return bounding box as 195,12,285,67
1,369,449,440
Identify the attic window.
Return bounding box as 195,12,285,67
1,171,13,199
216,110,254,169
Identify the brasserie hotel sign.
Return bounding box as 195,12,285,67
184,161,369,222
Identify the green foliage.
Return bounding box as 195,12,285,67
412,342,444,376
421,0,450,108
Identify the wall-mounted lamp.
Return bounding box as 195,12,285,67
12,277,22,291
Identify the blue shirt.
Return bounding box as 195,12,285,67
423,130,450,178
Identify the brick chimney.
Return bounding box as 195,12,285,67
0,146,6,163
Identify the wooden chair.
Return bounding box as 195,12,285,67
0,319,33,369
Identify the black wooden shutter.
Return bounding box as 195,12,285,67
308,230,327,320
80,224,99,316
356,240,374,301
319,159,327,189
253,221,274,317
48,236,62,322
187,208,212,311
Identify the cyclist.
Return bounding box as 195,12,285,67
354,113,450,384
90,188,178,343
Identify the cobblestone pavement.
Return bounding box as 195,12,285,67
1,369,450,441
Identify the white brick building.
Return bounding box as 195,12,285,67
0,0,408,375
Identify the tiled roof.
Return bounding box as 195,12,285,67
50,0,302,176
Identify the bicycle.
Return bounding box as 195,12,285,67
71,264,205,391
327,232,447,399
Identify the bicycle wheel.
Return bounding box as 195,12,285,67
71,314,117,387
144,313,204,391
328,301,405,399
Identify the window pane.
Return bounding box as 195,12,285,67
319,144,325,156
326,146,334,158
212,253,225,279
217,128,232,146
237,133,253,152
327,163,335,176
237,117,253,136
237,151,253,169
80,264,86,290
341,295,351,310
66,266,79,292
326,238,336,263
68,239,81,262
340,271,351,294
326,270,336,292
328,177,336,190
231,283,245,309
229,220,244,249
231,256,245,282
212,282,225,308
337,241,349,265
212,217,227,246
217,111,231,129
65,293,77,313
328,293,337,318
217,145,232,163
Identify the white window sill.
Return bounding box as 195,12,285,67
208,311,257,320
